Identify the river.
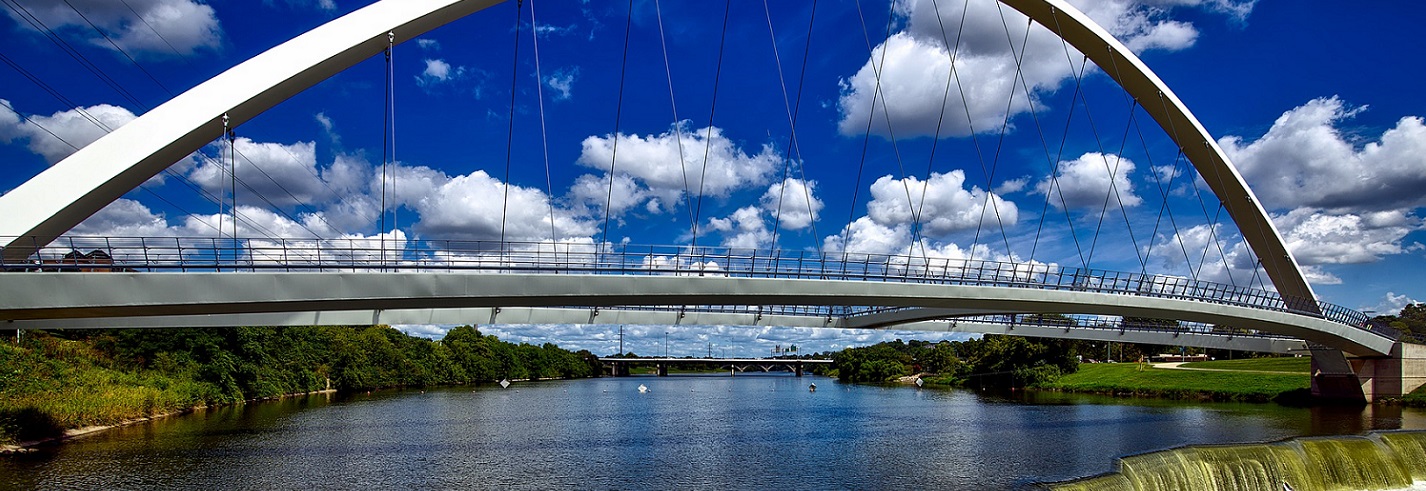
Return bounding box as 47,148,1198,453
5,374,1426,489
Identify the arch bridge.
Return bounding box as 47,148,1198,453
0,0,1417,401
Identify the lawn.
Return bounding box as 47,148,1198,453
1042,360,1310,402
1179,356,1311,373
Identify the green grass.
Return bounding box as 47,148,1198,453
1,338,224,444
1179,357,1311,373
1041,362,1310,402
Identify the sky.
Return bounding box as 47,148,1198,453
1,0,1423,357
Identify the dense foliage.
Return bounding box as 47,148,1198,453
0,325,599,444
1375,303,1426,340
830,335,1079,387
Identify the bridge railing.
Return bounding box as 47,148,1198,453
0,235,1386,340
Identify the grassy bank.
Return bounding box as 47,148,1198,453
1039,359,1310,402
0,337,218,444
2,326,602,446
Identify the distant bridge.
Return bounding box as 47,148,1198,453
598,357,832,377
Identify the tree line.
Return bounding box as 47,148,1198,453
827,335,1080,387
1,325,601,442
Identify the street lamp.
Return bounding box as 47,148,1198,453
665,331,669,357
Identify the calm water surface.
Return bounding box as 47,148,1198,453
5,374,1426,489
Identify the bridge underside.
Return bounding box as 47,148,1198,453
0,272,1384,356
3,305,1308,355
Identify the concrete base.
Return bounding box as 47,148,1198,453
1348,342,1426,402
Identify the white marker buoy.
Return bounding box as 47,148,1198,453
638,384,649,394
499,379,511,389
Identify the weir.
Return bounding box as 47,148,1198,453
1046,431,1426,491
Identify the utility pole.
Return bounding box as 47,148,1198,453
664,331,669,357
708,342,712,358
618,325,624,355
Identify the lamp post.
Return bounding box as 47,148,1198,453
665,331,669,357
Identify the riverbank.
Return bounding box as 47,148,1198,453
2,326,603,448
0,388,338,455
1038,358,1311,403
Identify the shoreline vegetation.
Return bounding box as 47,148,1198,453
824,336,1335,404
1,325,602,448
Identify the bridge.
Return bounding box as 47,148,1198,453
598,357,832,377
0,0,1419,401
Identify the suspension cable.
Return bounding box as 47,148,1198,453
62,0,172,97
689,0,734,251
860,0,922,260
1,0,146,109
380,33,392,263
529,0,560,248
600,0,636,247
501,0,524,248
653,0,697,237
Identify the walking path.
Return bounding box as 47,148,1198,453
1150,362,1305,376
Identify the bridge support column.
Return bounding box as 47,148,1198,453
657,363,668,377
795,361,803,377
1346,342,1426,402
1311,346,1366,402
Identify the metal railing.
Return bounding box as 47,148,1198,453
0,235,1388,340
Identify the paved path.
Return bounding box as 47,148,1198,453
1150,362,1306,376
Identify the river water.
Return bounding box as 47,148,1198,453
5,374,1426,489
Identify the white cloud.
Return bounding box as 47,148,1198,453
1275,208,1423,266
1367,292,1419,317
707,206,771,249
575,123,781,216
824,216,910,256
1036,152,1142,210
407,168,595,242
760,178,823,231
4,0,222,57
416,39,441,51
417,59,465,86
189,138,331,209
544,67,579,101
838,0,1233,139
0,100,136,163
866,171,1018,237
1220,97,1426,213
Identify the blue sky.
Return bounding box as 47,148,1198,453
1,0,1423,356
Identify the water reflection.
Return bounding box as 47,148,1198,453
4,376,1423,490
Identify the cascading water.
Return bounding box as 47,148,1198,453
1047,431,1426,491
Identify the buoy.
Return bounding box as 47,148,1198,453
809,383,817,392
638,384,649,394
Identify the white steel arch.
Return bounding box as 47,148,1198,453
0,0,1313,303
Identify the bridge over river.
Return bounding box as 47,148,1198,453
0,0,1420,402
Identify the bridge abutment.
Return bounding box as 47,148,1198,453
1346,342,1426,402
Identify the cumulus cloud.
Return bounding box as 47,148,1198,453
1368,292,1420,317
760,178,823,231
189,138,333,209
4,0,222,57
1152,207,1424,288
866,171,1018,237
1036,152,1142,210
707,206,772,249
1220,97,1426,213
1274,208,1423,266
0,100,137,163
838,0,1236,139
575,122,781,216
404,168,595,242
